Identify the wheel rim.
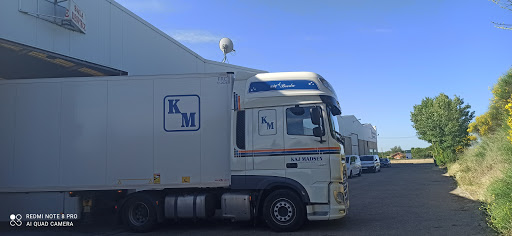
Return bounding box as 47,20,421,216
271,198,296,225
128,202,150,226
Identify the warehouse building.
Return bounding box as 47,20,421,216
0,0,264,80
339,115,378,156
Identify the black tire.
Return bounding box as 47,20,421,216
122,194,159,233
263,190,306,232
349,170,353,179
373,167,378,173
358,169,362,177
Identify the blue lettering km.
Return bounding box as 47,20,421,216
261,116,267,124
168,99,181,114
168,99,196,128
181,113,196,127
261,116,274,130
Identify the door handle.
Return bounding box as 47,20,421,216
286,163,298,168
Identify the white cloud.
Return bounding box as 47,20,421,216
166,30,222,44
116,0,172,13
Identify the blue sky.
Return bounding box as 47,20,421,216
117,0,512,151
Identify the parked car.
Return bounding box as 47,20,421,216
360,155,381,173
380,158,391,168
345,155,362,178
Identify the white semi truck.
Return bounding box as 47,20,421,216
0,71,348,232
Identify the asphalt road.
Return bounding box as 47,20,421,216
1,162,493,235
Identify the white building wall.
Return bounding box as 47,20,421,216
339,115,377,155
0,0,264,75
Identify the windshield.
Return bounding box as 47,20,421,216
360,155,374,161
327,106,343,145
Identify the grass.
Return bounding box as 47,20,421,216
447,130,512,235
487,168,512,235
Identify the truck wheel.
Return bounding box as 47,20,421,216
122,194,158,232
349,170,353,179
263,190,305,232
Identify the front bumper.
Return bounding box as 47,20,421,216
361,165,376,170
307,182,348,221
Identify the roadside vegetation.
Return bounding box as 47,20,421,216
454,69,512,235
412,69,512,235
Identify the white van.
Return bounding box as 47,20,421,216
345,155,362,178
360,155,381,173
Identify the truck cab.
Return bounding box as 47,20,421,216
230,72,348,230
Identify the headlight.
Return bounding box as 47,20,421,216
333,190,344,204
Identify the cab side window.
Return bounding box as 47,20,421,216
286,106,317,136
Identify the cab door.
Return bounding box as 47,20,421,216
284,105,331,202
251,107,285,176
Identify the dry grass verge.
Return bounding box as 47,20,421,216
389,159,434,164
447,130,512,235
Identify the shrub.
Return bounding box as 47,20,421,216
486,168,512,235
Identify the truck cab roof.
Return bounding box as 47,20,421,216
236,71,338,109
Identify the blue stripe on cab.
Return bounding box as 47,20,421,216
248,80,319,93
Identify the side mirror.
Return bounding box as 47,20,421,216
313,127,323,137
311,107,321,125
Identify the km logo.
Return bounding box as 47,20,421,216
261,116,274,130
164,95,200,132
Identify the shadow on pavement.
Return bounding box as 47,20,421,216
0,163,493,236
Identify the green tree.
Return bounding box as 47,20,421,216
390,146,403,153
411,146,433,159
410,93,475,165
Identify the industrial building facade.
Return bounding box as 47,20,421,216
0,0,264,80
339,115,378,156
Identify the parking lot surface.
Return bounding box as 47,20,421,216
1,162,492,235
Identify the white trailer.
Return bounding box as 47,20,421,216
0,72,348,232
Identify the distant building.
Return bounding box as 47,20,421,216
391,152,406,159
338,115,377,156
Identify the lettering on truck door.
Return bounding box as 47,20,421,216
251,108,285,173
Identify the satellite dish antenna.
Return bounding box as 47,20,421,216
219,37,235,63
